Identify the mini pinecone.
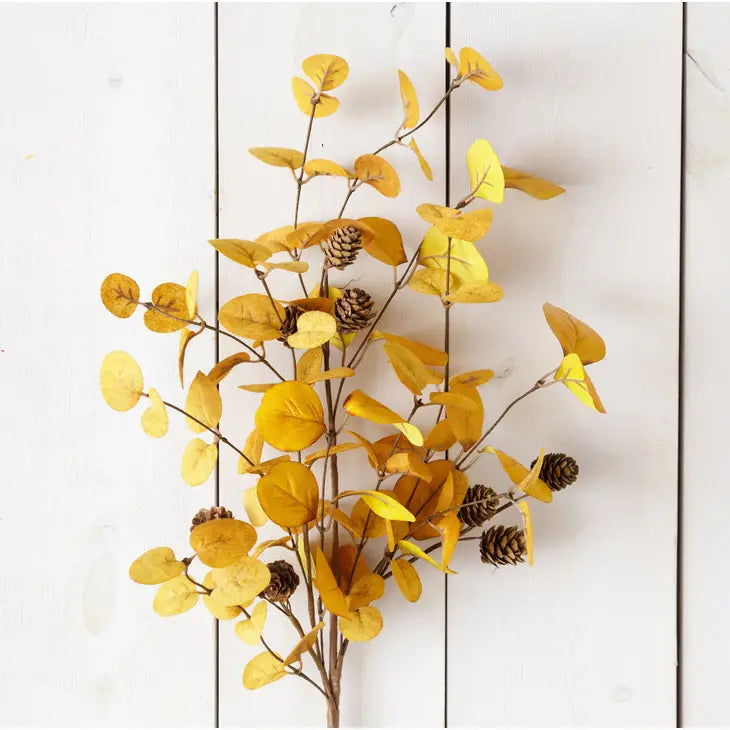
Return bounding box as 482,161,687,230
260,560,300,602
190,506,233,531
458,484,500,528
323,225,363,270
531,452,579,491
480,525,527,567
335,288,375,333
278,305,303,345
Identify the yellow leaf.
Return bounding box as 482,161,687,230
284,621,325,665
243,651,286,690
385,452,431,481
408,268,454,296
543,303,606,365
347,573,384,611
190,518,256,568
503,167,565,200
256,461,319,528
408,137,433,181
301,218,376,251
243,486,268,527
358,216,406,266
248,147,304,169
417,204,493,242
466,139,504,203
555,353,603,412
304,158,351,178
185,270,198,319
336,545,370,592
178,328,197,388
181,438,218,486
235,601,268,644
255,380,325,452
394,422,424,447
482,447,552,503
397,69,419,128
202,572,242,620
141,387,168,438
346,431,380,467
239,382,277,394
252,535,292,560
256,225,295,251
260,260,309,274
338,490,415,522
446,384,483,450
584,371,607,414
153,575,198,617
185,371,222,434
422,419,457,451
331,330,356,352
392,558,422,602
385,519,396,552
315,547,352,619
445,47,458,68
209,239,272,268
398,539,455,574
339,606,383,642
100,273,139,319
304,442,360,466
517,501,534,566
419,227,489,284
219,294,285,341
459,47,503,91
374,331,448,366
302,54,349,91
243,428,263,465
343,389,402,425
212,556,271,607
449,369,494,388
292,76,339,117
100,351,143,412
435,472,454,512
129,547,184,585
144,282,188,333
354,154,400,198
208,352,252,385
287,311,337,349
432,512,460,570
296,347,323,382
445,281,503,304
384,340,444,395
285,296,335,315
305,367,355,384
286,223,325,251
430,391,478,411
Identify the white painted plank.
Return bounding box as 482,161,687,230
217,3,445,726
447,5,681,726
0,5,216,725
682,4,730,726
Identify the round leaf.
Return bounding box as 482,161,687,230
185,371,222,433
459,47,503,91
543,303,606,365
303,159,352,178
248,147,304,169
129,547,184,585
203,572,242,620
392,558,422,602
190,518,257,568
212,556,271,607
141,387,168,437
181,438,218,487
358,217,406,266
100,273,139,319
153,575,198,617
243,651,286,689
218,294,286,341
466,139,504,204
339,606,383,642
287,311,337,349
291,77,339,117
235,601,267,644
209,239,272,268
144,282,188,333
257,461,319,528
100,351,143,412
354,154,400,198
302,54,349,91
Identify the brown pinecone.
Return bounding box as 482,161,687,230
278,305,303,346
334,288,375,333
259,560,300,602
531,453,579,492
480,525,527,566
323,225,363,270
190,506,233,531
458,484,499,528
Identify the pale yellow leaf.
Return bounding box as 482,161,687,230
419,227,489,284
384,340,444,394
304,158,351,178
243,651,286,689
100,351,143,412
153,575,198,617
181,438,218,486
305,367,354,384
339,606,382,642
249,147,304,169
430,391,478,411
209,239,272,268
338,490,415,522
202,572,242,620
185,371,222,433
445,47,458,68
304,442,360,466
466,139,504,203
219,294,286,341
555,353,603,412
284,621,325,665
287,311,337,349
408,268,453,296
235,602,268,645
374,331,447,366
243,486,268,527
408,138,433,181
129,547,184,585
445,281,503,304
141,387,168,437
398,539,455,574
481,447,552,503
296,347,323,382
449,369,494,388
185,270,198,318
212,556,271,607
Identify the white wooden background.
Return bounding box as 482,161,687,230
0,2,722,726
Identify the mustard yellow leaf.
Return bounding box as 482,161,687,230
482,447,552,503
466,139,504,204
100,273,139,319
248,147,304,169
255,380,325,452
343,389,402,425
398,539,455,574
129,547,184,585
339,606,382,642
292,77,339,117
212,556,271,607
517,501,534,566
385,518,396,552
190,518,256,568
445,281,503,304
445,384,483,450
287,311,337,349
303,158,351,178
338,490,415,522
251,535,292,560
397,69,419,129
432,512,460,570
202,572,242,620
181,438,218,487
346,431,380,467
419,227,489,284
358,216,406,266
445,47,458,68
209,239,272,268
256,225,295,251
144,282,188,333
235,601,267,644
430,391,478,411
417,204,493,242
153,575,198,617
354,154,400,198
449,369,494,388
392,558,422,602
100,351,143,412
141,387,168,438
288,224,327,251
347,573,384,611
178,328,197,388
219,294,285,341
185,270,198,319
408,268,453,297
315,547,352,619
302,54,349,91
185,371,221,434
301,218,376,251
459,47,503,91
422,419,457,452
503,166,565,200
260,260,309,274
243,651,286,689
207,352,252,385
408,137,433,181
284,296,335,315
243,486,268,527
304,442,359,466
256,461,319,528
243,428,264,466
374,331,447,367
543,303,606,365
555,353,603,412
239,383,277,394
384,340,444,395
305,367,354,384
584,371,607,414
385,452,431,482
284,622,325,665
394,422,424,447
296,347,323,382
435,472,455,513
